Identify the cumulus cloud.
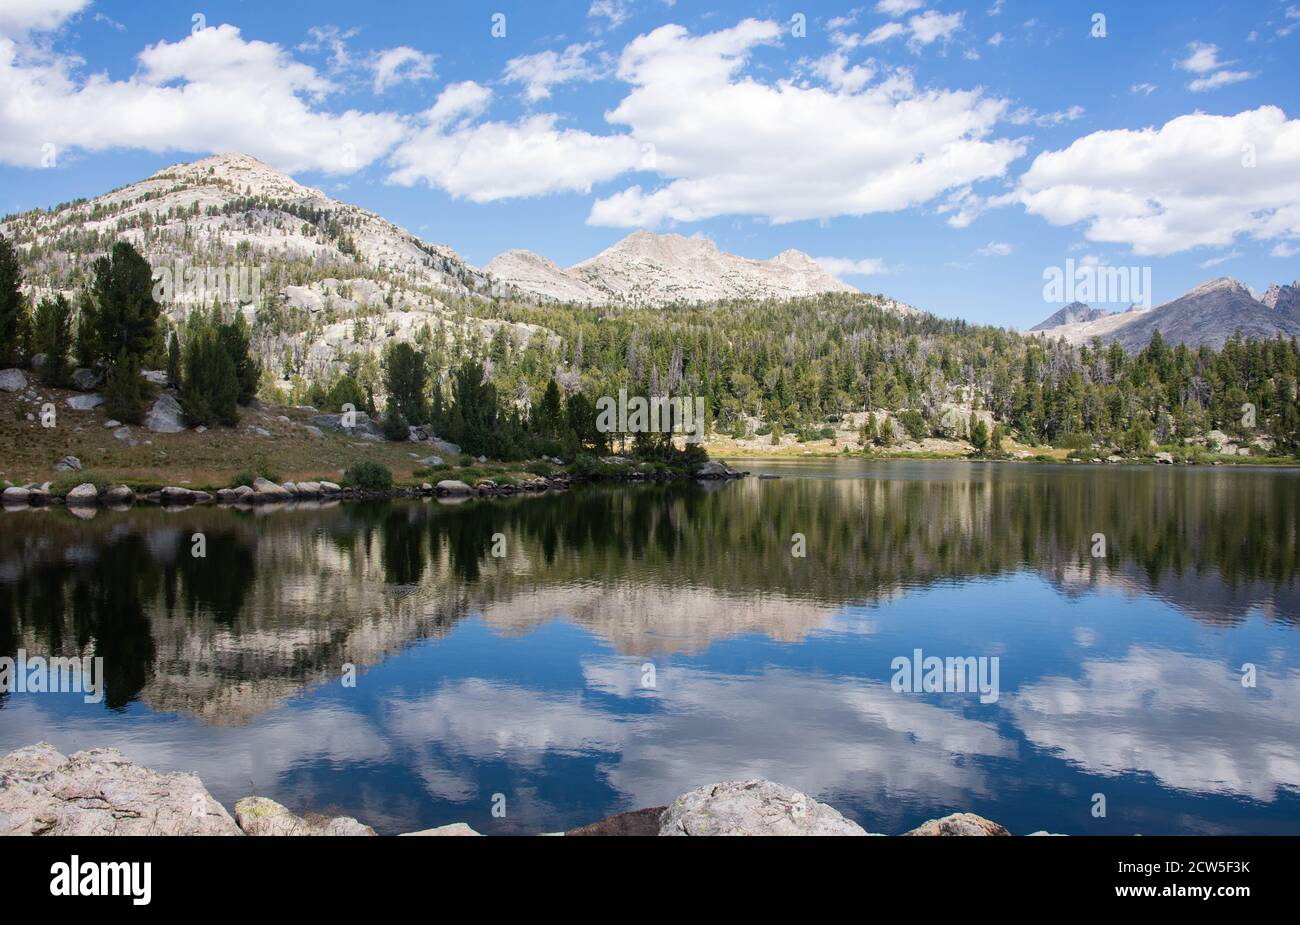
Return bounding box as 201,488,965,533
370,46,435,94
876,0,925,15
587,19,1023,227
1002,106,1300,256
1188,69,1253,92
0,0,87,37
503,43,607,101
907,10,963,46
387,81,646,201
815,256,891,277
0,23,406,172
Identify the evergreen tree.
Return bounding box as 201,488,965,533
91,241,161,366
180,324,238,426
0,233,24,367
33,294,73,386
166,330,181,387
218,312,259,404
383,341,428,424
103,351,149,424
535,379,564,437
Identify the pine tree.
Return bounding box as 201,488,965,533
383,341,428,424
166,330,181,387
180,325,238,426
91,241,161,366
103,351,149,424
0,233,24,367
33,294,73,386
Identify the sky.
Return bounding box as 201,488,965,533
0,0,1298,329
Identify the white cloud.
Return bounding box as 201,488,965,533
1177,41,1223,74
370,46,435,94
587,19,1023,227
907,10,963,46
1177,41,1254,92
1187,69,1253,92
864,22,907,44
815,256,890,277
0,23,406,172
987,31,1003,46
810,49,876,91
0,0,87,37
1198,250,1240,268
1272,240,1300,258
503,43,606,101
1004,106,1300,256
589,0,631,31
875,0,925,15
974,241,1012,256
1010,104,1085,127
387,81,646,201
1129,82,1157,95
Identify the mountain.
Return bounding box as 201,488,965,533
0,152,543,385
1261,280,1300,315
1030,277,1300,350
487,230,858,305
1028,301,1111,332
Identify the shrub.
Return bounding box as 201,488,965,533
103,352,150,424
343,461,392,491
381,407,409,441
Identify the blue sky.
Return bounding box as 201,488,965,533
1,0,1297,328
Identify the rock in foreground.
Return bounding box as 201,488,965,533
659,779,869,836
233,796,374,836
904,812,1010,836
0,743,241,836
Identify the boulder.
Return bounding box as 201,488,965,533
143,370,168,385
296,481,322,495
0,743,241,836
233,796,375,837
1154,451,1173,465
54,455,82,472
399,823,482,837
112,426,139,447
252,477,293,501
216,485,255,503
903,812,1010,836
319,481,342,494
435,479,474,496
307,412,385,440
160,486,211,505
696,460,742,479
65,483,99,505
0,368,28,392
2,486,30,504
145,393,186,433
418,455,444,467
658,780,869,836
304,425,325,438
102,485,135,505
64,394,104,411
70,368,101,391
566,807,666,837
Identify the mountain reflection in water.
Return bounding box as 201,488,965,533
1,460,1297,834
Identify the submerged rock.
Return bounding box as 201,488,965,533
233,796,374,836
0,743,241,836
659,780,869,836
904,812,1010,836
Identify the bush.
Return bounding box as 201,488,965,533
231,469,257,488
343,461,392,491
900,409,928,441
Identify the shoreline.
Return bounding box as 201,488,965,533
0,743,1048,837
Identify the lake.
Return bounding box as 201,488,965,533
2,459,1298,835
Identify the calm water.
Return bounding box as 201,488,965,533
2,459,1298,835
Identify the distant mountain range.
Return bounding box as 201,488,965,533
1031,278,1300,350
487,230,857,305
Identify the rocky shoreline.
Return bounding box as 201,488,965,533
1,460,749,511
0,744,1050,837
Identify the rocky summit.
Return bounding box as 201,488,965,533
1031,276,1300,349
489,230,858,306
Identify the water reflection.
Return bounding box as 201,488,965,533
1,461,1298,833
